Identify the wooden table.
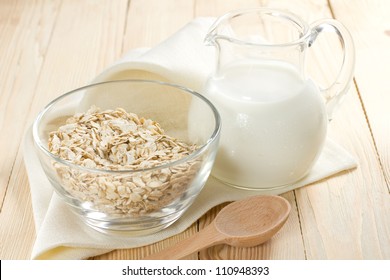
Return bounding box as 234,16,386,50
0,0,389,260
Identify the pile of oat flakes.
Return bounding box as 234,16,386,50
48,106,200,215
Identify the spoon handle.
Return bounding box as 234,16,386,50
143,222,224,260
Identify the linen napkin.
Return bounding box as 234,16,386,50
24,17,357,260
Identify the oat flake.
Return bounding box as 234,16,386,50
48,106,200,216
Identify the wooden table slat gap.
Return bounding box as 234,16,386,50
352,78,390,192
292,190,308,260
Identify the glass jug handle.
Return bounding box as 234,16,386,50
308,19,355,121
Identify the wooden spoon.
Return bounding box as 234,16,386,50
144,195,291,260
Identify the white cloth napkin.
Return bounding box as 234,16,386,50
23,17,358,260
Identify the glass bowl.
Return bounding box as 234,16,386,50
32,79,221,236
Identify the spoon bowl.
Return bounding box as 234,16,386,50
144,195,291,259
215,195,291,247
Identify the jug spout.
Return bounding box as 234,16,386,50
204,31,216,46
204,11,237,47
204,21,220,47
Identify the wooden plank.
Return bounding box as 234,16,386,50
328,0,390,188
0,0,62,259
0,155,36,259
91,226,199,260
292,0,390,259
0,0,128,259
0,0,61,211
194,0,261,16
23,0,128,114
324,0,390,258
123,0,195,50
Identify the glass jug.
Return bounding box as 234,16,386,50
203,8,355,190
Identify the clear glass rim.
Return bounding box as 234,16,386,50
32,79,221,175
206,7,311,47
